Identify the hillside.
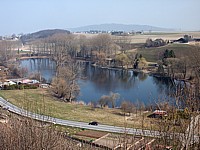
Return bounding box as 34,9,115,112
20,29,70,43
137,43,198,62
68,23,173,32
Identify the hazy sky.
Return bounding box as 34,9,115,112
1,0,200,35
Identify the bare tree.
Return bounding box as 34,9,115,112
98,95,110,108
91,34,113,57
109,92,120,108
115,53,130,69
0,115,70,149
114,36,132,53
0,40,17,65
98,92,120,108
11,66,28,78
78,35,91,58
121,101,135,116
50,57,80,102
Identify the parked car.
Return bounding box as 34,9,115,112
88,121,98,126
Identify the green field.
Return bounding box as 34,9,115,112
0,89,154,129
136,43,198,62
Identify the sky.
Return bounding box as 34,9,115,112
0,0,200,35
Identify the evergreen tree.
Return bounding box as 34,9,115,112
169,50,176,58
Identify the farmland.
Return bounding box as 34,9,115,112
136,43,198,62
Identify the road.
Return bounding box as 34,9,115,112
0,97,199,143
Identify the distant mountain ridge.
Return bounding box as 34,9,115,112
20,29,70,43
68,23,173,32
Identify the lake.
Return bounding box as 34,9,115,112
20,58,174,106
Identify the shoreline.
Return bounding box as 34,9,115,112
18,56,50,60
17,56,181,81
91,63,152,74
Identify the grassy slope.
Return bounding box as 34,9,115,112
137,43,197,62
0,89,153,129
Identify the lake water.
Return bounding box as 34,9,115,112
20,58,174,106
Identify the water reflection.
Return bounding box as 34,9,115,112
20,58,174,106
86,64,139,92
152,77,176,97
20,58,56,83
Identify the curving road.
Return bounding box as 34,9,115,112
0,97,199,144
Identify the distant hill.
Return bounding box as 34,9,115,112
68,23,173,32
20,29,70,43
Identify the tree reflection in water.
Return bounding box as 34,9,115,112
21,59,177,106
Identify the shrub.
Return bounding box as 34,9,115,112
3,84,38,90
